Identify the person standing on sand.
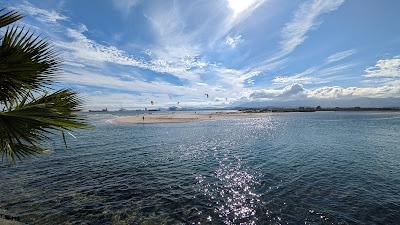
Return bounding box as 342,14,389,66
143,116,145,121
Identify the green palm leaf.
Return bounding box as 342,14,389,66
0,9,89,163
0,26,60,103
0,9,22,28
0,90,89,163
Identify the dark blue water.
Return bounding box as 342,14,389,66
1,112,400,225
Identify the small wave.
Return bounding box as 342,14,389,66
86,113,121,124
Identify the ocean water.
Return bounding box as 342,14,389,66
1,111,400,225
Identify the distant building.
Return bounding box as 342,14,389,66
88,108,107,112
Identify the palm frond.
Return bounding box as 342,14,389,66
0,89,90,163
0,26,60,104
0,9,22,28
0,8,89,164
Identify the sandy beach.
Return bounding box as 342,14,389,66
113,111,267,124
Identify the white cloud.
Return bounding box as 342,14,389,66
225,35,243,48
281,83,306,97
326,49,356,63
246,81,400,102
308,83,400,99
43,14,247,107
59,28,144,67
280,0,345,56
272,62,356,86
364,56,400,78
112,0,139,15
16,1,400,109
55,27,208,82
250,83,305,99
142,4,214,81
77,23,88,33
16,1,68,23
317,63,354,77
141,0,266,89
247,0,346,80
61,69,195,96
272,74,318,85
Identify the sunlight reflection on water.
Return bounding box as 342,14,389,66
196,157,261,225
194,120,267,225
192,117,284,224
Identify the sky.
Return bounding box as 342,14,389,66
3,0,400,109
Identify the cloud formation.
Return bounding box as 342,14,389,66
225,35,243,48
280,0,345,56
245,81,400,104
112,0,139,15
364,56,400,78
15,0,68,23
12,0,400,109
326,49,356,63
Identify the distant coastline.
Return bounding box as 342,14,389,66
87,106,400,113
239,107,400,113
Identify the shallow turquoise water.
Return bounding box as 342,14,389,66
1,112,400,224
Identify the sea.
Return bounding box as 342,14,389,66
1,111,400,225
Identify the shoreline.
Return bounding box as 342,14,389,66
112,111,267,124
112,109,400,124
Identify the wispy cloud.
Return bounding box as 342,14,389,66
245,0,346,84
61,69,194,96
316,63,356,79
279,0,345,57
15,0,68,23
56,26,208,82
272,74,320,85
227,0,263,18
272,62,355,85
225,34,243,48
12,0,399,108
326,49,356,63
112,0,139,16
210,0,266,46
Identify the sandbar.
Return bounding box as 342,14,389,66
113,111,269,124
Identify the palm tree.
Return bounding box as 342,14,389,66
0,9,88,163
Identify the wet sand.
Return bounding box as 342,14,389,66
113,111,267,124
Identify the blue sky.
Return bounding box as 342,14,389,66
4,0,400,109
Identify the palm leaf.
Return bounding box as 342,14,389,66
0,9,22,28
0,8,89,164
0,90,89,163
0,26,60,104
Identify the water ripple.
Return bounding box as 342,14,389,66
1,112,400,224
